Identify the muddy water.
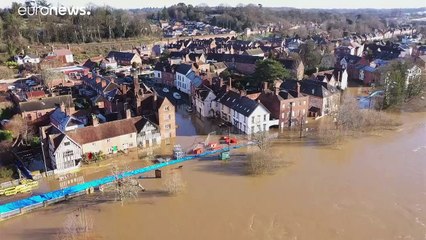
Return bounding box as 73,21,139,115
1,112,426,240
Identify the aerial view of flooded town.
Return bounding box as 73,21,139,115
0,0,425,239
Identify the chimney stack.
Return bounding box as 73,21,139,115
126,108,132,119
274,87,280,96
239,89,246,97
60,102,66,113
337,70,341,82
219,78,224,88
228,77,232,89
316,67,319,74
297,82,301,95
92,114,99,127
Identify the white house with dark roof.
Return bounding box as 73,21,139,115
175,64,203,95
194,86,216,117
213,90,277,134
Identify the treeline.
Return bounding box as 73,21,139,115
149,3,398,36
0,1,158,55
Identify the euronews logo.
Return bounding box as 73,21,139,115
18,0,91,16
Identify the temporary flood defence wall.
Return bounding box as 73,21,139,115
0,144,246,220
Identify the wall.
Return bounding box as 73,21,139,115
81,133,137,154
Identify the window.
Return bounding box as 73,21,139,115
64,142,70,146
303,101,306,105
164,106,170,111
63,150,73,158
252,116,255,123
282,104,285,109
264,115,267,121
165,124,171,129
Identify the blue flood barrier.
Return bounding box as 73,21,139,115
0,144,247,216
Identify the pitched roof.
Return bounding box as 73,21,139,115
176,64,193,75
106,51,137,62
244,48,264,56
216,90,267,117
19,95,74,112
206,54,262,65
280,79,338,98
53,49,73,56
26,90,46,99
67,117,138,145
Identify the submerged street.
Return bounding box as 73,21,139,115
0,110,425,239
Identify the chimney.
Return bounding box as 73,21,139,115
60,102,66,113
92,114,99,127
101,80,107,88
337,70,341,82
67,44,70,50
228,77,232,89
274,87,280,96
239,89,246,97
126,108,132,119
263,82,269,91
219,78,224,88
316,67,319,74
297,82,301,95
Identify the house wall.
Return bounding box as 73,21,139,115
158,100,176,139
22,108,55,121
195,92,216,117
81,133,137,154
65,54,74,63
279,97,309,128
175,72,191,94
49,136,82,171
137,123,162,147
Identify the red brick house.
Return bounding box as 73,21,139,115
257,83,309,129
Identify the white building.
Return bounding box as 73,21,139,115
14,54,40,65
194,86,217,117
175,64,193,95
175,64,203,95
213,90,277,134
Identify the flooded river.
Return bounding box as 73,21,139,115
1,111,425,240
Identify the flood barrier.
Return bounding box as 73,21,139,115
0,144,247,220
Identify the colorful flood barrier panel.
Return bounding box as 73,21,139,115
0,144,247,217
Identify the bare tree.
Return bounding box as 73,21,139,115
110,164,144,205
163,171,185,195
41,69,64,90
246,132,280,176
57,208,96,240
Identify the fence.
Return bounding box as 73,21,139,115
0,144,247,220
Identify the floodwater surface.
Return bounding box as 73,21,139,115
0,112,425,240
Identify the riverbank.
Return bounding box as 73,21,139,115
1,111,425,240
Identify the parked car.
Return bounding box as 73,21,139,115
173,92,181,100
162,87,170,93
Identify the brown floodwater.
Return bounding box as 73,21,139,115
0,112,425,240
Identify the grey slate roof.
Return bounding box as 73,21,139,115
176,64,193,75
216,90,266,117
106,51,137,62
19,95,74,112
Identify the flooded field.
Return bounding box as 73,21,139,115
1,110,425,239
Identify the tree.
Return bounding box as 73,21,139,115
109,164,145,205
299,40,322,71
57,208,96,240
163,171,185,195
41,69,64,90
382,61,409,108
0,166,13,181
252,59,291,86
